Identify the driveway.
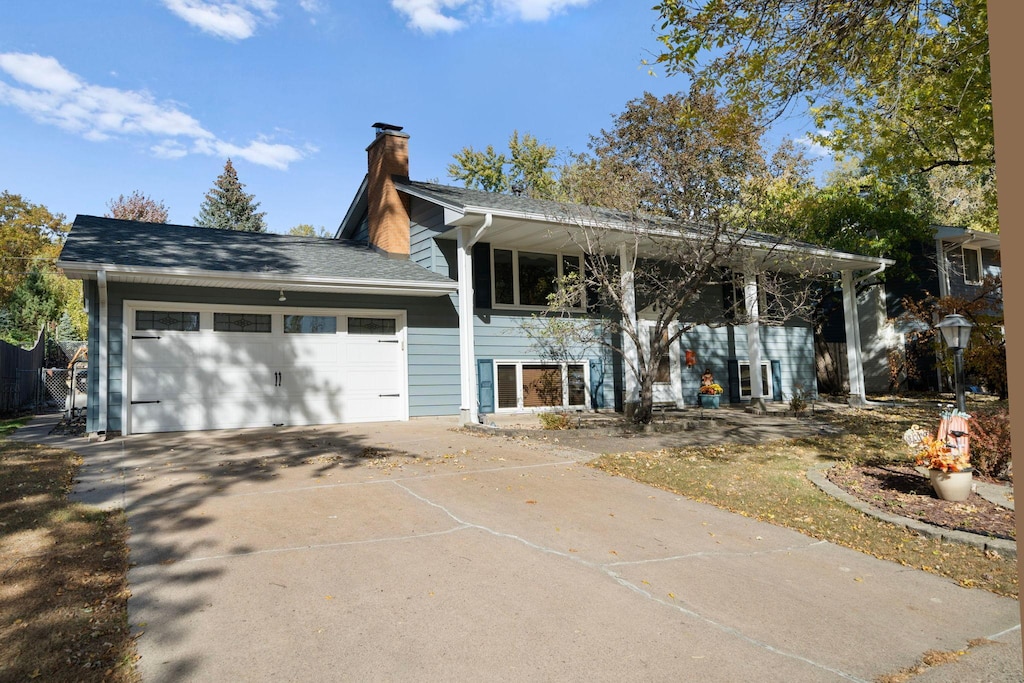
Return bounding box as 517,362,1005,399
21,417,1022,682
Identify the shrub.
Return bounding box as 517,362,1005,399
970,408,1012,480
539,412,572,430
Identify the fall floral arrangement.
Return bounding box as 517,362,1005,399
906,428,971,473
698,383,724,395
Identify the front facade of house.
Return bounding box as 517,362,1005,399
59,124,890,436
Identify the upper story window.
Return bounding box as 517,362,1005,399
962,246,982,285
491,247,583,310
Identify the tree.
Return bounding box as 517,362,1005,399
1,191,66,303
448,131,558,199
652,0,995,229
106,190,169,223
561,89,767,221
0,268,65,347
288,224,330,238
195,159,267,232
525,90,829,424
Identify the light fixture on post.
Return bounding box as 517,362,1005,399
935,313,973,412
278,290,286,302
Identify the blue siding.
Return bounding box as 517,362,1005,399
86,282,460,433
409,200,450,276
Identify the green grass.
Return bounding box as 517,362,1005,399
592,400,1018,597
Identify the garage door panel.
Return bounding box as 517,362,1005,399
128,308,406,434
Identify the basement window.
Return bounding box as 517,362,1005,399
493,361,588,411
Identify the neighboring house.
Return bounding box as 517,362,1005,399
884,225,1002,392
58,124,891,436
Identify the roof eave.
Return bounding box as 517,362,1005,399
57,261,458,297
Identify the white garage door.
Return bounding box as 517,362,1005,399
126,305,407,434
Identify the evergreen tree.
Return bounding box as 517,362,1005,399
194,159,267,232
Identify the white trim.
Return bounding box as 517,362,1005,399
962,245,983,285
57,261,457,297
491,359,591,412
97,271,108,435
737,361,772,400
121,300,409,435
489,246,585,311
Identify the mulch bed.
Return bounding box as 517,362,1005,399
826,464,1016,541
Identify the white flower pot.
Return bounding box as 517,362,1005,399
929,468,973,502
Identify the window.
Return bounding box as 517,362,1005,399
650,328,670,383
214,313,271,333
284,315,337,334
962,246,982,285
348,317,396,335
739,361,772,399
135,310,199,332
493,361,588,410
491,248,583,309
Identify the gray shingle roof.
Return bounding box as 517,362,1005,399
396,180,856,257
59,215,454,284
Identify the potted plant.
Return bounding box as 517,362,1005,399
912,432,973,501
697,382,724,409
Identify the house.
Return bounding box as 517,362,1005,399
58,123,892,436
884,225,1002,392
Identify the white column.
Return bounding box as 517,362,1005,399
743,272,766,411
841,269,867,406
457,229,477,424
620,244,640,408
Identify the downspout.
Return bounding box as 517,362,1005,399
97,270,108,439
457,213,492,425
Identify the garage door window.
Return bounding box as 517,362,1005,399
284,315,337,334
214,313,271,333
348,317,396,335
135,310,199,332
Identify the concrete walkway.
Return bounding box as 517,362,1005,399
13,415,1022,682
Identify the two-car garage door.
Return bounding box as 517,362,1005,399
126,304,407,434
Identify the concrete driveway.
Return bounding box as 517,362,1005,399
21,416,1022,682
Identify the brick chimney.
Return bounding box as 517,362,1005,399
366,122,411,257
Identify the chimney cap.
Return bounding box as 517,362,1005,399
372,122,404,134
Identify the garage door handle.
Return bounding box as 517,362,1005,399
131,400,161,405
274,371,281,386
132,335,162,340
379,393,399,397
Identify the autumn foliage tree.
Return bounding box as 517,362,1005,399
106,190,169,223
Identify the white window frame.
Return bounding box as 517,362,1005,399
492,360,590,412
491,247,584,311
738,360,772,400
962,246,983,285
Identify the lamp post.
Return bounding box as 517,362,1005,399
935,313,974,413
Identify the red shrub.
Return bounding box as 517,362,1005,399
970,408,1012,480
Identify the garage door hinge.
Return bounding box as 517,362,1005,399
378,339,399,343
132,335,162,340
131,400,161,405
379,393,400,397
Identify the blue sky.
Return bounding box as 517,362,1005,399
0,1,829,234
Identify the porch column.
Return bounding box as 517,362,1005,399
457,228,477,424
841,269,868,407
620,244,639,409
743,271,766,412
97,270,108,438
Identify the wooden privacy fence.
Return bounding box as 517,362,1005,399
0,331,45,415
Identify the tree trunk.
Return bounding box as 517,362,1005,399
635,373,655,424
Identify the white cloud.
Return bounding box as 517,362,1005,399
391,0,589,33
495,0,592,21
795,130,833,158
162,0,278,40
0,52,308,170
392,0,469,33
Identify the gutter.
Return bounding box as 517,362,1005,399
57,261,458,296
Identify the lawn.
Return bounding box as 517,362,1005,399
0,417,137,682
592,399,1019,598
